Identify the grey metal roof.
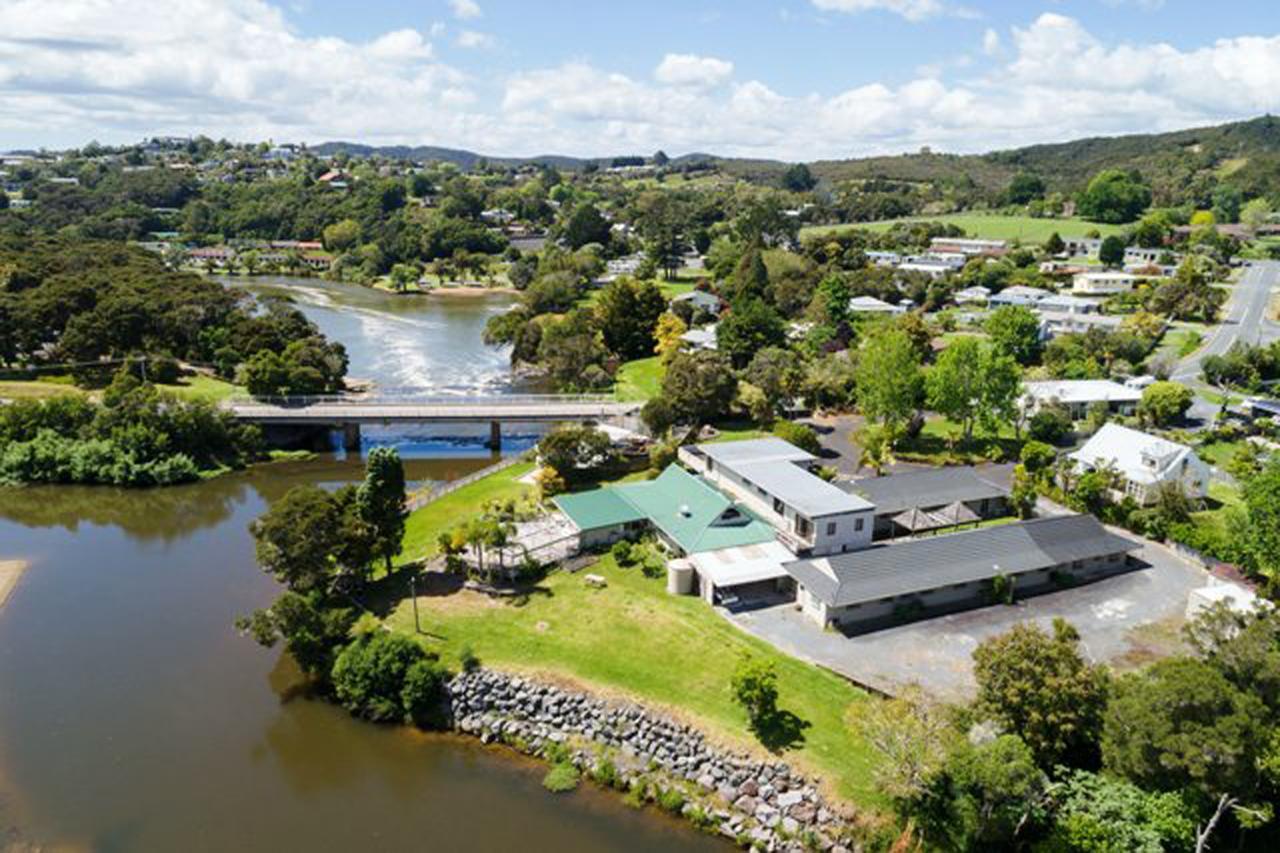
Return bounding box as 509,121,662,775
696,439,873,516
696,438,815,466
784,515,1137,608
840,467,1009,517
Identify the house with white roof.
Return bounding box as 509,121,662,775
671,289,721,315
954,285,991,305
1022,379,1143,419
679,324,718,351
1070,423,1209,505
989,285,1051,307
1036,311,1127,341
929,237,1008,256
848,295,905,315
1037,294,1100,315
1073,271,1137,295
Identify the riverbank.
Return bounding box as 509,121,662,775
446,668,872,850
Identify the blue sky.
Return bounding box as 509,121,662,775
2,0,1279,158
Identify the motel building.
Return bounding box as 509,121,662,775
552,438,1138,632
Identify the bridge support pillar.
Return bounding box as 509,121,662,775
485,420,501,451
342,423,361,453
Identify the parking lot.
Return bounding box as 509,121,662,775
728,540,1210,701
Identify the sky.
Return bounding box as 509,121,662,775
1,0,1279,160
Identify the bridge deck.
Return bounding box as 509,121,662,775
224,397,641,424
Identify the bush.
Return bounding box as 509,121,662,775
611,540,635,566
656,787,686,814
542,762,580,793
1028,405,1073,445
401,657,450,728
331,632,430,723
458,644,481,673
772,419,822,455
591,756,622,790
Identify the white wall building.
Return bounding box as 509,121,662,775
1073,271,1137,295
1022,380,1143,419
1070,423,1210,505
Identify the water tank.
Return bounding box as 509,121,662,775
666,559,695,596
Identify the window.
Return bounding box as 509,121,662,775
854,517,864,532
773,497,785,515
826,521,837,536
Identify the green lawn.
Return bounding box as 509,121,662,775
802,213,1126,243
384,553,883,806
1196,439,1244,469
0,379,86,400
397,461,537,566
706,420,773,443
613,357,664,402
897,415,1021,465
1154,325,1205,363
1190,481,1244,540
157,374,243,403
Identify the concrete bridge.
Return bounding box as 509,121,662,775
222,393,643,450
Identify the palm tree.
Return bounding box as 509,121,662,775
856,425,897,476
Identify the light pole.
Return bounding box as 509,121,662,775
410,568,421,634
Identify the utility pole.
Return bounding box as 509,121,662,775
410,569,421,634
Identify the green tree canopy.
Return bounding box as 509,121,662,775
984,305,1043,365
1078,169,1152,224
594,277,666,361
855,325,922,432
716,298,786,370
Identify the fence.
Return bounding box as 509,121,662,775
404,451,533,512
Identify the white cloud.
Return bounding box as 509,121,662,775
982,27,1000,56
653,53,733,88
811,0,947,22
1,4,1280,160
449,0,481,20
456,29,493,49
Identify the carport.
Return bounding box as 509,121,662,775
687,540,797,608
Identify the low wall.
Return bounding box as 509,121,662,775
446,669,860,851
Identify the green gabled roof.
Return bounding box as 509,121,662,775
613,465,775,554
554,488,647,531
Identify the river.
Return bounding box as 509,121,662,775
0,278,722,852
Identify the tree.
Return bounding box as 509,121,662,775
1078,169,1152,223
1241,198,1272,233
323,218,361,252
238,349,292,397
536,424,614,484
595,277,666,361
1043,231,1066,255
1009,464,1037,519
1103,657,1269,800
248,485,341,593
564,203,611,249
357,446,407,573
855,326,922,432
388,263,418,292
653,311,687,365
856,423,898,476
235,590,355,678
1098,234,1126,267
727,242,770,305
331,632,431,723
745,347,803,420
781,163,817,192
1243,458,1280,582
1138,380,1193,427
659,350,738,424
716,299,786,370
731,656,778,732
814,273,851,332
973,619,1110,770
1212,183,1243,224
984,305,1042,365
1042,769,1197,853
853,687,954,804
1006,172,1045,205
936,735,1047,849
926,338,1022,442
772,419,820,455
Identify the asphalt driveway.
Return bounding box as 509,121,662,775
728,540,1209,701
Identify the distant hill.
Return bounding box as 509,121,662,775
315,115,1280,201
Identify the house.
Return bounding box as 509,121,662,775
989,285,1051,307
678,438,875,557
1244,397,1280,420
1022,380,1142,419
1073,271,1137,295
954,285,991,305
929,237,1008,256
848,295,905,315
679,324,718,351
1036,310,1126,341
786,514,1137,632
1036,294,1100,315
866,251,901,267
1070,423,1210,505
838,467,1010,539
671,290,721,315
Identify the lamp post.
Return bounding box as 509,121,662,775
409,569,421,634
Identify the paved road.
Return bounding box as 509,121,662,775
1173,260,1279,382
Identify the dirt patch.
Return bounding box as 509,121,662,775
0,560,30,611
1112,614,1189,672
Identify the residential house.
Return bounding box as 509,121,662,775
680,324,718,351
929,237,1008,256
1021,379,1142,419
1073,271,1137,295
1070,423,1210,505
1036,311,1126,341
866,251,901,267
953,285,991,305
1036,294,1100,315
848,295,905,315
786,515,1136,631
989,285,1051,307
671,290,722,315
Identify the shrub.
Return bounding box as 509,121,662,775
656,787,686,814
458,644,481,673
1028,405,1073,445
731,656,779,731
591,756,622,790
611,540,635,566
401,657,450,728
542,762,580,793
331,632,429,723
543,740,572,764
772,419,822,455
641,558,665,580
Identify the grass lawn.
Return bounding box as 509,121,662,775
1196,439,1244,469
0,379,85,400
157,374,243,403
397,460,537,567
897,415,1021,465
1190,481,1244,540
706,419,773,443
613,357,664,402
802,213,1125,243
1154,325,1205,362
382,554,883,806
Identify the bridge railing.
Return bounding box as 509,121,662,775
223,392,625,408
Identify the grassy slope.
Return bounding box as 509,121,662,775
802,213,1126,242
397,461,537,566
0,380,85,400
386,554,882,806
613,357,664,402
157,375,243,403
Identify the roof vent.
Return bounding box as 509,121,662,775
679,504,691,518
